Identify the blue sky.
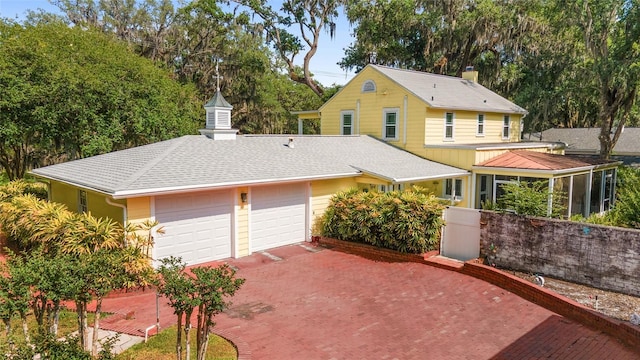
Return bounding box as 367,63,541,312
0,0,356,86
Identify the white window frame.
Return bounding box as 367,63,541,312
444,178,463,201
361,80,376,93
382,108,400,141
502,115,511,140
340,110,354,135
477,114,485,136
444,112,455,141
78,190,88,213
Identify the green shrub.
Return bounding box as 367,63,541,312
609,166,640,228
495,180,566,219
321,187,446,253
0,180,47,202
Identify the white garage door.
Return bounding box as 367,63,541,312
155,190,232,266
251,183,307,252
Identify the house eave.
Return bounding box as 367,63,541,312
110,172,360,199
30,172,115,196
355,169,470,184
424,142,562,151
426,104,528,115
471,165,598,176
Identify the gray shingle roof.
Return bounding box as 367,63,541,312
32,135,468,198
370,65,527,114
537,128,640,155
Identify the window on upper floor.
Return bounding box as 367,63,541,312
361,80,376,93
444,112,454,140
477,114,485,136
502,115,511,139
341,110,354,135
444,178,463,201
383,108,399,140
78,190,87,213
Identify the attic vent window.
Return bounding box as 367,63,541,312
361,80,376,93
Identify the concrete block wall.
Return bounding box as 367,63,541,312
480,211,640,297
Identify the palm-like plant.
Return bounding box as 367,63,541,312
63,213,122,256
28,201,73,254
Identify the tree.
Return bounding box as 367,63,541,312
0,20,201,180
0,182,154,355
155,257,244,360
341,0,546,82
233,0,343,97
566,0,640,158
155,257,198,360
192,265,244,360
0,257,31,346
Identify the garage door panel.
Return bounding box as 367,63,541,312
251,183,307,252
155,190,232,265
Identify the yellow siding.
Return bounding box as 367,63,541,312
88,192,125,223
127,197,151,222
425,109,522,145
236,187,249,257
474,147,550,165
49,181,124,223
413,178,470,208
320,67,427,154
355,175,389,185
424,148,477,169
49,181,77,211
125,197,151,248
310,178,358,233
319,66,524,161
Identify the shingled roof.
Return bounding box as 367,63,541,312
537,128,640,155
368,65,527,115
32,135,468,198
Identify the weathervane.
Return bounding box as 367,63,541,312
213,58,223,92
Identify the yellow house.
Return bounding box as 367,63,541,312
32,90,468,266
299,65,620,216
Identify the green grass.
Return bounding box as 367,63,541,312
116,325,237,360
0,309,96,344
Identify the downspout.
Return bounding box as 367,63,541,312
105,197,128,245
356,100,360,134
470,174,476,209
403,95,408,146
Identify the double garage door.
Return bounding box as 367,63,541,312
154,183,307,266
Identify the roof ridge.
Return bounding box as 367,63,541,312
116,136,191,191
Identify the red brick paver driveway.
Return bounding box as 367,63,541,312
98,245,640,359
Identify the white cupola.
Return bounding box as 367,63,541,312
199,63,238,140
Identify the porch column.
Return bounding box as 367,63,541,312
585,169,593,217
547,178,554,217
298,119,303,135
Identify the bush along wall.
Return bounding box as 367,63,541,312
321,188,446,254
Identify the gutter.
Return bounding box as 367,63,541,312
105,197,127,226
105,197,128,246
